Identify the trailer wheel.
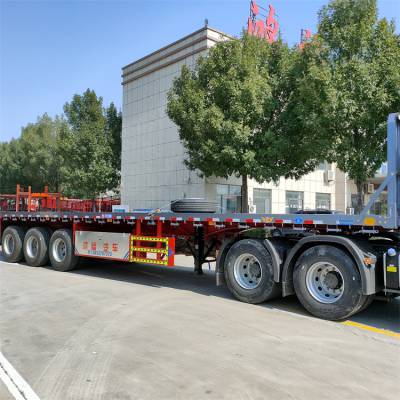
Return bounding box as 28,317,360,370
1,226,25,263
224,239,281,304
357,295,374,314
23,227,50,267
49,229,79,272
293,245,367,320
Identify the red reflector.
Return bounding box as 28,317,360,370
275,219,283,224
304,220,314,224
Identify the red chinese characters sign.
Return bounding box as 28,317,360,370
247,0,279,43
299,28,312,49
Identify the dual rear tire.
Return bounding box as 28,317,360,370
293,245,371,320
1,226,78,271
223,240,372,320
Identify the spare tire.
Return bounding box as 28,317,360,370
171,198,218,213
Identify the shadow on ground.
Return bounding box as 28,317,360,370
1,251,399,334
68,258,400,334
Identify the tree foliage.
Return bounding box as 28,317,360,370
167,33,332,211
106,102,122,172
59,89,119,198
0,90,122,198
317,0,400,211
0,114,63,192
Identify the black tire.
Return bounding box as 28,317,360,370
23,227,50,267
293,245,367,321
171,198,217,213
357,295,375,313
49,229,79,272
1,226,25,263
224,239,281,304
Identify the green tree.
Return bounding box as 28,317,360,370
105,102,122,176
19,114,63,191
0,115,63,192
0,139,24,191
167,33,332,212
318,0,400,212
59,89,118,199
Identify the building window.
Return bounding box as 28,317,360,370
316,193,331,210
253,188,271,214
286,191,304,213
351,194,358,210
316,161,332,171
216,184,241,213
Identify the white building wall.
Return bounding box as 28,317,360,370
121,26,346,214
121,27,231,209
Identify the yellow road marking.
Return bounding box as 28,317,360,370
342,321,400,340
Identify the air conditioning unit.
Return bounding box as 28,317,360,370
367,183,375,194
324,170,335,183
249,204,257,214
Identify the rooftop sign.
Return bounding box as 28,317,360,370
247,0,279,43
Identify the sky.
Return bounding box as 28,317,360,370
0,0,399,142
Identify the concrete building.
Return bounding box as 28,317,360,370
121,26,359,214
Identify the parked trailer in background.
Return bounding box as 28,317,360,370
1,113,399,320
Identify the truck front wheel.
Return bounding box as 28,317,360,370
49,229,79,272
224,239,281,304
293,245,367,320
1,226,25,263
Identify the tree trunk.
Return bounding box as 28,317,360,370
241,175,249,213
355,181,365,214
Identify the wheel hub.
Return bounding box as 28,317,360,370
3,234,15,255
26,236,39,259
233,253,263,290
306,262,344,304
323,271,340,289
53,238,67,263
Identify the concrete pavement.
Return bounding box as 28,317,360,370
0,254,399,400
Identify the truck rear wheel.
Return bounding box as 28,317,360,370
293,245,367,320
1,226,25,263
49,229,79,272
224,239,281,304
23,227,50,267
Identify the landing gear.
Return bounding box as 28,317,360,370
191,226,217,275
194,226,204,275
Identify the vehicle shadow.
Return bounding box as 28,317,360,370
1,251,399,333
69,257,400,334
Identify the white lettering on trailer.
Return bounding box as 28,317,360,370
75,231,130,261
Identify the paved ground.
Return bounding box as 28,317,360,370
0,253,399,400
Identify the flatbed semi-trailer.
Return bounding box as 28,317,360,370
1,113,399,320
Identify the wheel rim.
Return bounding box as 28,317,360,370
52,238,67,263
233,253,263,290
26,236,39,259
306,261,344,304
3,233,15,255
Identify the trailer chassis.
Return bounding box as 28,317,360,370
1,114,399,320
